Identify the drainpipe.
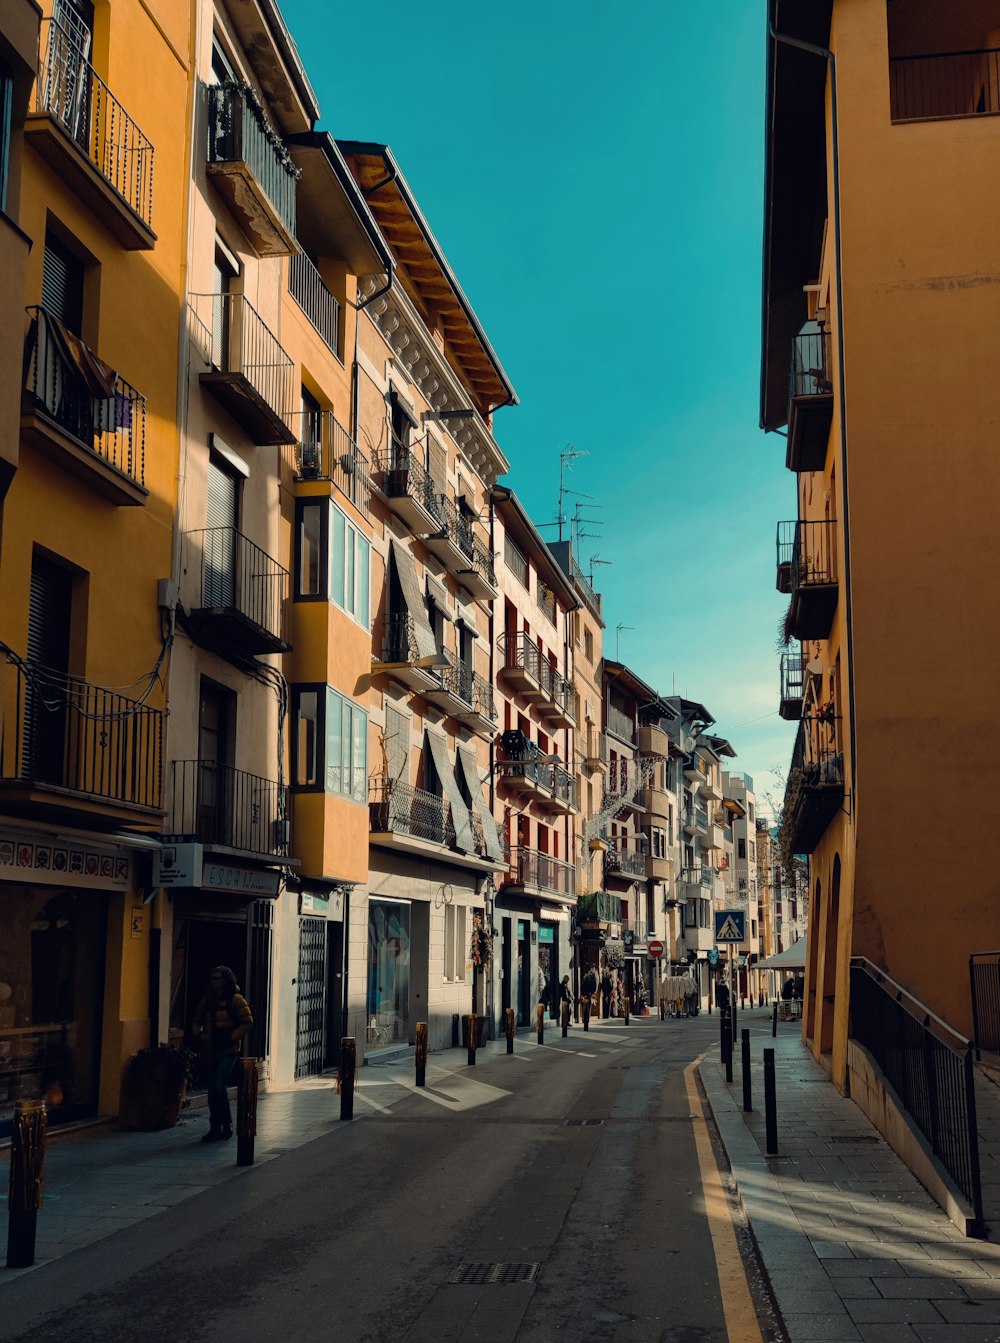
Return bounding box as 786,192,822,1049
768,4,857,799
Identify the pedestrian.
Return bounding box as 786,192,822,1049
781,973,795,1001
559,975,572,1019
715,978,730,1014
582,966,598,1003
683,973,698,1018
600,969,613,1019
192,965,253,1143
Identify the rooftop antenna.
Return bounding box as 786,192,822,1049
588,554,612,587
571,499,603,549
615,622,634,659
558,444,589,543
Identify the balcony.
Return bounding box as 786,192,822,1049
377,614,447,693
423,662,497,736
639,786,671,821
183,527,290,656
637,723,670,758
371,442,445,536
541,763,577,816
783,713,844,855
605,841,648,879
498,630,542,696
171,760,287,856
646,853,673,883
701,817,724,853
536,660,578,729
193,293,295,445
22,307,147,505
577,891,622,924
776,519,838,640
779,651,804,721
0,659,162,817
679,866,705,898
698,775,723,802
368,776,497,871
425,493,498,599
607,701,635,744
684,755,705,783
683,805,709,836
786,329,833,473
502,846,576,901
206,81,297,257
890,48,1000,123
496,730,554,801
583,729,609,770
289,251,341,358
27,18,155,250
285,410,370,518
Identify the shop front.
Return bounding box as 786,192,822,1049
366,896,411,1051
294,884,347,1077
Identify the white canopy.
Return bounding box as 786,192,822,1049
757,939,807,970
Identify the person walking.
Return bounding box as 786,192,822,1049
192,965,253,1143
559,974,572,1024
600,969,613,1019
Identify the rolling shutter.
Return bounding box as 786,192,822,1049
457,747,504,861
42,234,84,334
425,731,474,854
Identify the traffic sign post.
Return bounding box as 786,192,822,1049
714,910,746,943
647,939,664,959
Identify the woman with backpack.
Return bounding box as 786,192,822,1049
192,965,253,1143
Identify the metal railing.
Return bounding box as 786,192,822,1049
499,629,541,681
789,713,843,786
789,329,832,403
289,251,340,356
506,846,576,898
436,662,497,724
24,307,146,487
207,81,297,236
605,842,647,877
850,957,983,1232
368,775,452,847
371,441,444,526
433,492,496,588
496,754,552,791
537,658,577,722
968,953,1000,1059
191,292,294,429
34,17,154,227
577,891,622,922
569,552,601,612
890,48,1000,122
780,651,804,704
0,658,162,808
549,763,577,810
187,527,289,644
171,759,287,855
381,612,431,665
776,519,838,590
607,702,634,742
285,410,370,517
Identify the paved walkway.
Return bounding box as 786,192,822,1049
702,1010,1000,1343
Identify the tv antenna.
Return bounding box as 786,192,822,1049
558,444,589,542
588,553,612,587
615,622,634,659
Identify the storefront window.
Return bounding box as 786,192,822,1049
366,900,410,1049
0,888,106,1135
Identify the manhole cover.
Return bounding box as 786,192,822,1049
564,1119,605,1127
449,1263,540,1286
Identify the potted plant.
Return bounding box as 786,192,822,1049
120,1043,195,1131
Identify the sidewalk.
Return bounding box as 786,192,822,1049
701,1010,1000,1343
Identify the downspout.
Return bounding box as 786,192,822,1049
769,6,857,802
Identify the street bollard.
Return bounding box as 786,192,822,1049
236,1058,258,1166
465,1014,479,1066
7,1099,46,1269
505,1007,515,1054
536,1004,545,1045
719,1006,728,1061
724,1010,734,1084
741,1029,752,1113
764,1047,778,1154
415,1022,428,1086
561,1002,570,1038
582,998,591,1032
339,1037,356,1121
772,1001,778,1038
623,995,630,1025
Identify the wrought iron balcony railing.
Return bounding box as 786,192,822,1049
605,842,648,877
289,250,341,357
33,17,154,228
0,658,162,809
368,775,495,861
549,763,577,810
435,662,497,723
381,613,432,666
780,651,804,718
890,47,1000,123
371,442,445,527
783,712,845,854
185,526,289,653
505,845,576,898
24,307,147,488
776,519,838,591
432,492,496,587
192,292,295,443
607,701,634,743
207,80,297,241
789,329,832,404
171,760,287,855
285,409,370,517
537,657,577,723
500,629,541,680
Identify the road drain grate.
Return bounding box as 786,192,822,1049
450,1263,540,1286
829,1135,879,1144
564,1119,605,1127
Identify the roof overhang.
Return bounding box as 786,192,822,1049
602,660,660,707
703,735,736,759
665,696,715,730
339,142,518,416
287,133,393,279
761,0,833,432
222,0,319,134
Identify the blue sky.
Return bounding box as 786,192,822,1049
283,0,796,809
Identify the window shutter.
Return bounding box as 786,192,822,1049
425,732,474,853
42,235,84,334
385,705,408,782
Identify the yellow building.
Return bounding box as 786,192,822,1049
0,0,190,1130
763,0,1000,1080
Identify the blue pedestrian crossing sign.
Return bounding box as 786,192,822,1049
715,910,746,943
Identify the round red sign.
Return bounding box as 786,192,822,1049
647,939,665,958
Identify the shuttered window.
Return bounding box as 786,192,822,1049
28,555,72,671
42,233,84,335
425,732,474,853
385,705,408,783
204,457,239,608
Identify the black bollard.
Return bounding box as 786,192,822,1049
724,1010,734,1084
465,1014,478,1066
772,1001,778,1037
7,1099,46,1269
719,1005,728,1061
741,1029,752,1112
764,1047,778,1154
561,1001,570,1038
236,1058,258,1166
505,1007,515,1055
415,1022,428,1086
339,1037,356,1121
582,998,591,1032
623,995,630,1026
536,1004,545,1045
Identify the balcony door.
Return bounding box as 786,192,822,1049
25,554,73,785
48,0,93,150
204,454,239,609
198,679,235,846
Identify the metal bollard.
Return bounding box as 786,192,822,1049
7,1099,46,1268
623,995,630,1026
772,1001,778,1038
561,1001,570,1037
741,1029,752,1112
339,1037,356,1121
764,1047,778,1154
505,1007,515,1054
465,1014,479,1066
724,1010,733,1084
719,1005,728,1061
236,1058,258,1166
582,998,591,1032
536,1004,545,1045
415,1022,428,1087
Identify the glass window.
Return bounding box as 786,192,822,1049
295,690,319,786
367,900,411,1049
298,502,324,597
330,506,346,610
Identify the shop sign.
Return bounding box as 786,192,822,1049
0,827,132,891
154,842,203,888
538,925,555,944
300,889,345,919
608,923,622,940
202,862,281,897
623,929,635,953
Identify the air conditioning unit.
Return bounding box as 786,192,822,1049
339,452,356,475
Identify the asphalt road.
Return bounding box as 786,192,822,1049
1,1013,781,1343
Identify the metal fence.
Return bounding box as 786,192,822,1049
890,48,1000,122
289,250,340,357
285,409,370,517
25,307,146,487
171,759,288,855
0,658,162,808
187,526,289,643
34,17,154,227
780,651,804,705
776,518,838,590
191,292,294,430
437,662,497,724
368,775,452,847
207,81,297,236
371,441,444,526
789,328,831,402
850,957,982,1231
507,846,576,897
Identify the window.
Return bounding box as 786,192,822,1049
504,532,528,586
291,685,368,802
584,628,594,662
294,499,370,627
444,904,467,983
685,901,696,928
650,827,667,859
538,581,555,625
737,837,746,859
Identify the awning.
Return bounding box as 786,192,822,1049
390,540,437,659
456,593,481,637
722,797,747,817
757,939,807,970
425,731,474,853
426,574,453,621
456,747,504,861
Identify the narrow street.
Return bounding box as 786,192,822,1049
1,1015,777,1343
